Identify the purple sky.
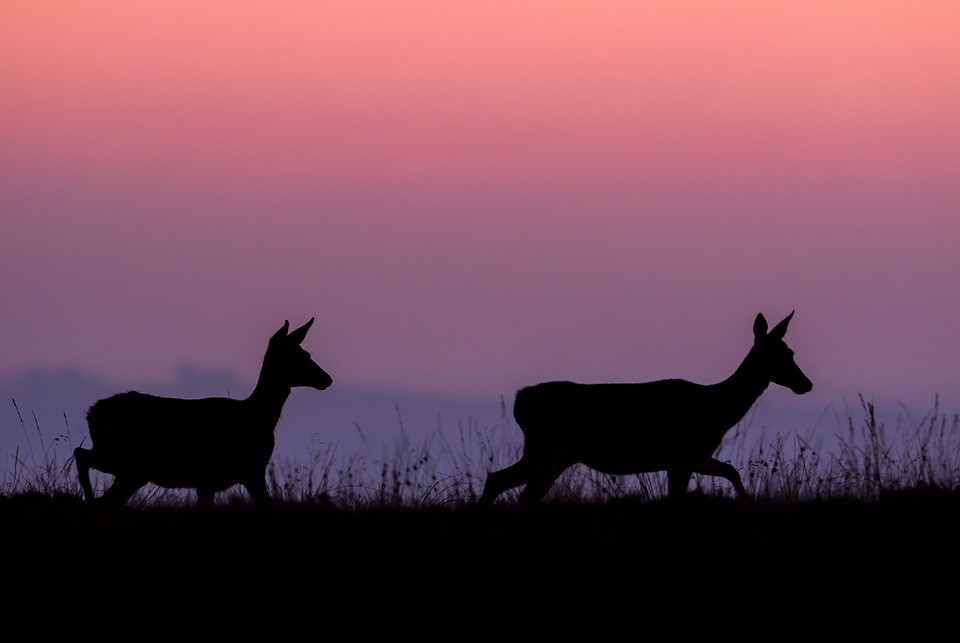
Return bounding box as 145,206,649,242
2,3,959,457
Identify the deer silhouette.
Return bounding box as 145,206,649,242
479,312,812,505
74,318,332,507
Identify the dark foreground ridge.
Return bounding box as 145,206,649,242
4,490,960,627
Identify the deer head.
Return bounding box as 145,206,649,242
266,318,333,390
752,311,812,394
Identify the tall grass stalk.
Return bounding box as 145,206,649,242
4,399,81,496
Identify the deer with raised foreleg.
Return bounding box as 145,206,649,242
479,312,812,506
74,318,332,507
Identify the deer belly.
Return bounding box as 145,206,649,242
580,447,678,475
142,441,267,490
577,428,717,475
144,458,239,490
150,474,239,491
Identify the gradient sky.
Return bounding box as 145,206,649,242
3,2,959,440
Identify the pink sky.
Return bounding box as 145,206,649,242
2,2,959,421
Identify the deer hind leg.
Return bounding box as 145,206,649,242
667,468,694,499
74,447,96,503
99,475,147,507
514,442,573,506
243,477,270,504
197,488,216,508
517,464,566,507
479,459,532,505
694,458,748,498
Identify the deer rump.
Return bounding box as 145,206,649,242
513,380,740,476
86,391,276,491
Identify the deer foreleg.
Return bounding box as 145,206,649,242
667,468,694,499
694,458,748,498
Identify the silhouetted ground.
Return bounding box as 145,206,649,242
3,490,959,631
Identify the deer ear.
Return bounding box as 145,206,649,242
271,320,290,342
769,310,794,341
287,317,315,345
753,313,768,341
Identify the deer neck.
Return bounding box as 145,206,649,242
713,347,770,425
245,362,292,428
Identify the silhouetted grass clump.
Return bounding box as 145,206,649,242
5,396,960,635
4,394,959,508
261,413,487,508
5,394,960,631
729,394,960,501
3,399,82,497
